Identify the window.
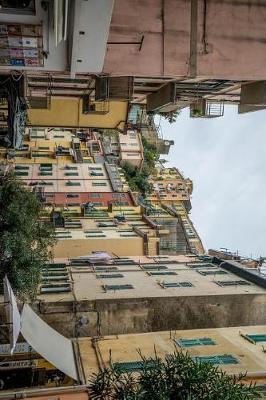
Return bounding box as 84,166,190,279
55,231,72,239
65,172,79,176
160,282,193,288
175,338,216,347
66,181,81,186
195,355,239,365
38,146,50,150
113,360,155,373
90,193,103,198
15,165,29,170
113,193,126,199
103,284,134,291
15,171,28,176
42,273,69,282
66,194,79,198
98,222,116,228
86,233,106,238
41,284,71,293
90,171,104,176
215,280,251,287
88,167,102,171
142,265,168,271
91,202,103,206
114,201,129,206
65,166,78,170
39,182,53,186
119,233,138,237
197,270,228,276
149,271,177,276
92,182,107,187
39,172,53,176
96,274,124,279
245,334,266,343
187,263,214,269
95,266,118,272
32,153,51,157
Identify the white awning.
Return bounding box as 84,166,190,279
21,304,78,381
3,276,21,355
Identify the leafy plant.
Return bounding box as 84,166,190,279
0,172,55,301
122,136,158,195
89,350,258,400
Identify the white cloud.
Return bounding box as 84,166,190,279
157,106,266,258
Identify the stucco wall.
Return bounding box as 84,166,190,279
53,237,144,258
104,0,266,80
33,293,266,338
28,99,128,129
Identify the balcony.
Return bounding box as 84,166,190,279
190,99,224,118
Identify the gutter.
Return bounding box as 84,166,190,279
213,258,266,289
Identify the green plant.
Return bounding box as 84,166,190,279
0,172,55,301
157,110,181,124
89,350,258,400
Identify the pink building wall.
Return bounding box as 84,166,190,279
104,0,266,80
44,192,134,206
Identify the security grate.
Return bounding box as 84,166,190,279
215,280,251,287
103,284,134,291
97,274,124,279
197,270,228,276
149,271,177,276
161,282,193,288
175,337,216,347
195,354,239,365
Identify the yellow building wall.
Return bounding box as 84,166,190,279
52,237,144,258
28,98,128,129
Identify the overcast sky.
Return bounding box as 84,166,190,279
157,106,266,259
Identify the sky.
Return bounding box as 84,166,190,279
157,106,266,259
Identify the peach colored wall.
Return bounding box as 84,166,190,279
104,0,266,80
53,237,144,258
44,192,133,206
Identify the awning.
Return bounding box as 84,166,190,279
3,276,21,355
21,304,78,381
